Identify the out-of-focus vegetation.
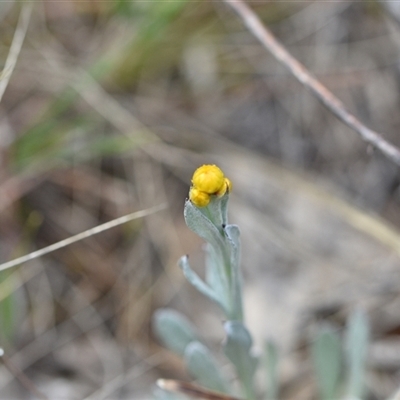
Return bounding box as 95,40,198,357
0,1,400,398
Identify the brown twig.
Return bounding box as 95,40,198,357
221,0,400,167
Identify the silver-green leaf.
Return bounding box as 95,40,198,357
223,321,258,400
184,200,225,250
153,309,198,356
184,341,231,394
179,256,228,314
311,327,341,400
345,309,369,399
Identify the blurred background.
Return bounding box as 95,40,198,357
1,0,400,398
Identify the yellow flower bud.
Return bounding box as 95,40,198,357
215,178,232,197
189,187,210,207
189,165,231,207
191,165,225,195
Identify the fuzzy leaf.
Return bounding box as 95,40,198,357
153,308,198,356
219,193,230,226
202,195,224,229
179,256,228,314
223,321,258,399
224,224,243,321
205,244,229,308
184,200,225,251
311,328,341,400
264,340,279,400
345,309,369,399
185,341,231,394
154,388,185,400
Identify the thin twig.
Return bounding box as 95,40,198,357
0,2,33,103
0,204,166,273
221,0,400,167
0,348,49,400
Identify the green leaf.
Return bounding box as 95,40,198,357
345,309,369,399
224,224,243,322
184,200,225,251
223,321,258,400
154,388,185,400
202,195,227,229
179,256,228,315
219,193,230,227
264,340,279,400
184,341,231,394
153,309,198,356
311,328,341,400
205,244,229,308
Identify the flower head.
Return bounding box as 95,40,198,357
192,165,225,194
189,165,231,207
189,187,210,207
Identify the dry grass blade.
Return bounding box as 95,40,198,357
221,0,400,167
0,2,33,103
0,204,166,273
